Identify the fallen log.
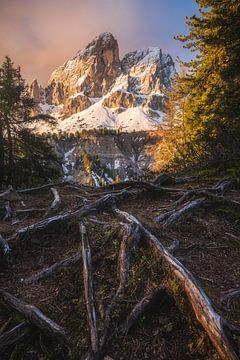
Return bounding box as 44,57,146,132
80,222,99,355
23,252,81,285
44,187,61,218
114,208,239,360
0,322,31,352
0,290,66,342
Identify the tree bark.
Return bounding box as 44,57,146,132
0,290,66,342
80,222,99,355
0,121,4,190
23,252,81,285
113,208,239,360
0,322,30,352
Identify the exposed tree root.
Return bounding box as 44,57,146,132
14,190,128,241
100,223,141,353
155,198,206,227
23,252,82,285
0,234,11,263
113,208,239,360
80,222,99,355
44,187,61,218
152,172,196,186
0,322,31,352
0,290,67,342
15,208,46,215
2,201,13,221
118,285,165,337
16,181,70,194
221,290,240,311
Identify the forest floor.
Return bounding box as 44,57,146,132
0,174,240,360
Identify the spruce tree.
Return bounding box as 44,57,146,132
0,56,60,188
175,0,240,166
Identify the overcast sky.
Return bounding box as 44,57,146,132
0,0,198,85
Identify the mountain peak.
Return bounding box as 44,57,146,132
32,33,176,133
76,32,119,59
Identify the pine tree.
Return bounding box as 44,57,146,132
0,56,59,188
174,0,240,166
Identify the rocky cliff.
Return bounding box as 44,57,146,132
31,32,175,133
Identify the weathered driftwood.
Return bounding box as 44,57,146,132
0,290,66,342
0,234,11,263
155,198,206,227
0,322,30,351
118,286,164,337
0,186,22,202
80,222,99,354
44,187,61,218
114,208,239,360
23,252,81,285
100,223,141,352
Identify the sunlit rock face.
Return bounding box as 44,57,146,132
121,47,175,95
46,32,121,105
31,32,176,133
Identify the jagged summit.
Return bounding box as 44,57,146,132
76,32,119,58
31,32,176,133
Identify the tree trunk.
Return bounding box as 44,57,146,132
6,121,14,187
0,120,4,189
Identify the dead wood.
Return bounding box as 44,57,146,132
80,222,99,354
113,208,239,360
167,239,180,255
118,285,165,337
23,252,81,285
0,186,13,199
221,289,240,310
100,223,141,352
15,208,46,215
44,187,61,218
15,190,128,241
0,234,11,263
0,186,22,202
0,290,66,342
3,201,13,221
0,322,31,352
16,181,69,194
155,198,206,227
175,179,237,206
153,172,196,186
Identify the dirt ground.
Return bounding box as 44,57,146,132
0,179,239,359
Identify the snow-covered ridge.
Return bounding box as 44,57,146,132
30,32,176,134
